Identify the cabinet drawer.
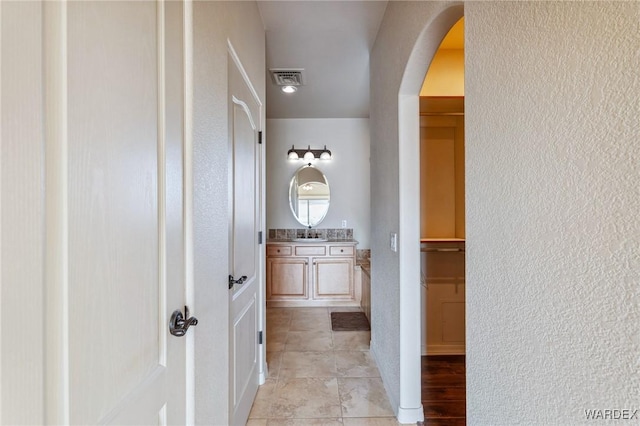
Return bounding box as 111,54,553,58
267,245,292,256
295,246,326,256
329,246,354,256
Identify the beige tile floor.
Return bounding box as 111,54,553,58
248,307,401,426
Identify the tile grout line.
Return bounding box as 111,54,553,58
331,321,345,423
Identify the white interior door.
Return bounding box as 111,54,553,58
228,44,262,426
1,2,48,423
45,1,190,423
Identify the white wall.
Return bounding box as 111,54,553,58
465,2,640,423
192,2,265,424
266,118,371,248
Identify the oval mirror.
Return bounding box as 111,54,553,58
289,165,330,228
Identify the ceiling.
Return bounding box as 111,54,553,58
257,1,389,119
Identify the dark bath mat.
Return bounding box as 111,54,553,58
331,311,370,331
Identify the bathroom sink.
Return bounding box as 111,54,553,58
293,237,328,242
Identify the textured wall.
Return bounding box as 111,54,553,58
370,1,460,413
266,118,371,248
465,2,640,423
193,2,265,424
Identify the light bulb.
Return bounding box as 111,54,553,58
287,145,299,160
281,85,297,94
320,146,332,160
303,149,315,162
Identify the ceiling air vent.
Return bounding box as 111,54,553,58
270,68,306,87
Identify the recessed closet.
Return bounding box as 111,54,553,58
419,18,466,356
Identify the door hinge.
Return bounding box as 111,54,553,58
258,330,263,344
258,131,263,145
258,231,263,244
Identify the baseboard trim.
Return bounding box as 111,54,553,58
259,362,268,385
397,405,425,424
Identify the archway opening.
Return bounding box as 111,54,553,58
396,4,464,424
419,16,466,425
419,17,465,356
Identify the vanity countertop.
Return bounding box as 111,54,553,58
357,257,371,277
267,238,358,244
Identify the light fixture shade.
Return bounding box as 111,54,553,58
303,146,315,161
281,85,297,94
320,145,332,160
287,145,299,160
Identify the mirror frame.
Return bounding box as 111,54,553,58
288,164,330,228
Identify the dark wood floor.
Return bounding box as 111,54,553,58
421,355,466,425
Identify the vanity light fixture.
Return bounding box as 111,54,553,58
286,145,333,161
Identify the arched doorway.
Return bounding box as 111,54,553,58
396,4,464,423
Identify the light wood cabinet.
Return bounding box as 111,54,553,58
266,257,308,300
313,257,354,299
360,270,371,322
266,241,358,307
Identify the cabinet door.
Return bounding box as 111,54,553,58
313,258,354,300
267,257,308,300
426,282,465,354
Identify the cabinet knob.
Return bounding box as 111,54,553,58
340,249,344,253
277,249,281,253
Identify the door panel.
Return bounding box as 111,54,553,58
233,297,257,408
65,1,186,423
1,2,46,423
232,98,257,281
228,45,261,425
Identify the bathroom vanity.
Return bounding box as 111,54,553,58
266,239,359,307
267,163,360,306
